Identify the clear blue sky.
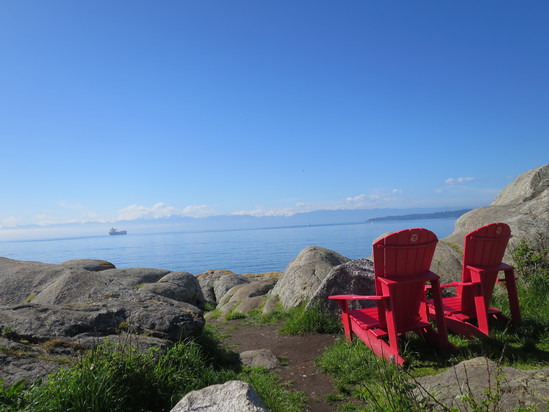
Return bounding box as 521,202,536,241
1,1,548,233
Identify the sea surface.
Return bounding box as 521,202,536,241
0,219,457,274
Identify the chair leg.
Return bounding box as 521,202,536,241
473,283,491,336
383,303,401,362
428,279,452,348
338,300,353,342
355,328,405,366
503,268,522,326
342,312,353,342
445,316,486,339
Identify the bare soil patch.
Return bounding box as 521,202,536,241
211,319,340,412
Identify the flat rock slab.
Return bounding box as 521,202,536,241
239,349,280,369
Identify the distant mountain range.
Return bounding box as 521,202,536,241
366,209,471,223
1,207,473,241
106,207,472,233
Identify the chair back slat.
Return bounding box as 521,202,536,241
373,228,438,329
460,222,511,315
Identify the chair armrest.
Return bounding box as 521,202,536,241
378,270,440,286
328,294,385,301
465,263,514,273
439,281,475,288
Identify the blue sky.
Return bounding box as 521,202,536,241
1,1,548,234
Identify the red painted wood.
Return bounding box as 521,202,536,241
329,228,452,364
427,223,521,338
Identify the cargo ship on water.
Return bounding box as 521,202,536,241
109,228,127,235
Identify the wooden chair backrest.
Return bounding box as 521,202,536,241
460,222,512,314
373,228,438,329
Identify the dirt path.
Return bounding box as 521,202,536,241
212,319,340,412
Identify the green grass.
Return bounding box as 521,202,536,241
239,367,307,412
278,303,342,335
317,339,427,411
0,327,305,412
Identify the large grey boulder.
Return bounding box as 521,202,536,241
445,164,549,248
307,258,376,316
0,298,204,342
170,380,268,412
139,271,206,307
0,258,74,305
270,246,350,309
196,270,252,305
414,357,549,411
217,278,278,314
430,240,463,287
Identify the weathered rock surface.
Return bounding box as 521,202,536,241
430,240,463,287
217,278,278,314
0,258,206,386
307,258,376,316
239,349,280,369
270,246,350,309
0,334,169,387
60,259,116,272
140,271,206,307
414,357,549,411
196,270,252,305
170,380,268,412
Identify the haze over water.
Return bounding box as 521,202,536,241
0,218,457,274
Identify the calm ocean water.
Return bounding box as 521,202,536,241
0,219,457,274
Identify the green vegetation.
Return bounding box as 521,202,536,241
213,299,342,334
278,303,342,335
317,339,425,411
0,328,305,412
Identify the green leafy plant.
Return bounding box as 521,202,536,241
0,379,26,410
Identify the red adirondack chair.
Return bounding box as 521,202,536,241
427,223,521,338
329,228,452,365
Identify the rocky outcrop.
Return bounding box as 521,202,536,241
307,258,376,316
430,164,549,284
270,246,350,309
170,380,268,412
0,257,206,386
445,164,549,248
414,357,549,411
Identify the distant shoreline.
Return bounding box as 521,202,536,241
366,209,471,223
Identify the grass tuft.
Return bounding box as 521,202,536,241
279,303,342,335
